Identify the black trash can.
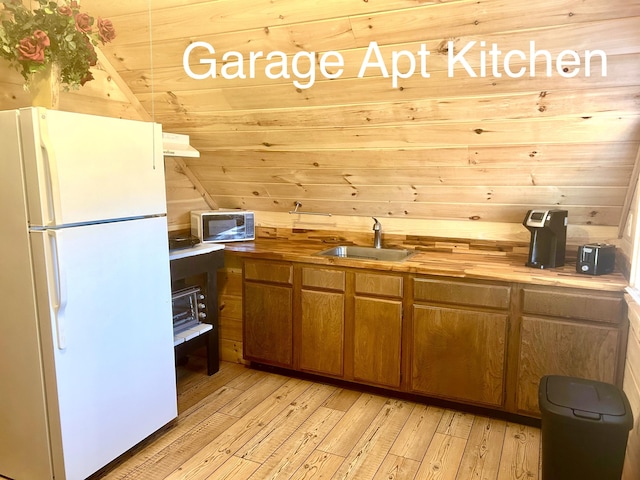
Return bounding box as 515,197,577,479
538,375,633,480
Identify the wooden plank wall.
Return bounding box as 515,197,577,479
0,60,143,120
164,157,210,230
87,0,640,241
3,1,640,240
623,297,640,480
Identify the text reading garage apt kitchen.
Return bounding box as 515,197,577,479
183,40,607,89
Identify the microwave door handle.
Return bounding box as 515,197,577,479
46,230,68,349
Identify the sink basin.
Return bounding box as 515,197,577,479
316,245,415,262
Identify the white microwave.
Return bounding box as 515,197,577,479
191,210,255,243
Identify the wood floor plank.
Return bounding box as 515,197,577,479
164,378,312,480
116,412,239,480
99,386,244,479
225,364,273,391
414,432,468,480
219,372,293,418
238,383,338,463
322,387,363,412
250,406,345,479
289,451,346,479
372,454,421,480
315,393,388,456
204,455,261,479
331,399,414,480
456,417,507,480
177,357,248,413
90,361,542,480
389,404,445,461
436,410,476,440
496,423,541,480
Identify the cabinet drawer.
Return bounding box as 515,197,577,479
522,288,624,324
414,278,510,309
302,267,345,291
355,273,403,298
244,260,292,285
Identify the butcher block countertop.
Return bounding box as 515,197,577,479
223,233,628,292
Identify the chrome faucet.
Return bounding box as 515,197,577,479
372,217,382,248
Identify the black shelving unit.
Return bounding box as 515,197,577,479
170,249,224,375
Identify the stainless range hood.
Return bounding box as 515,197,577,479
162,132,200,158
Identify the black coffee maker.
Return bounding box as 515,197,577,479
523,209,568,268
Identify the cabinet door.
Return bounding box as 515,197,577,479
517,316,620,414
353,297,402,388
411,305,507,406
299,289,344,376
243,283,292,367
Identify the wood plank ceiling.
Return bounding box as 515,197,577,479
80,0,640,226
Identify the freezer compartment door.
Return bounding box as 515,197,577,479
30,216,177,480
0,109,54,480
19,107,166,227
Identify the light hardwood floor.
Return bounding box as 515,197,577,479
92,357,541,480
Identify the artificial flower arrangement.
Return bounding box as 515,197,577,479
0,0,116,89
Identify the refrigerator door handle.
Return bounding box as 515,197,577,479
38,113,64,227
47,230,68,349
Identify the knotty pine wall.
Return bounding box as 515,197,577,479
623,297,640,480
0,59,143,119
83,0,640,249
2,0,640,247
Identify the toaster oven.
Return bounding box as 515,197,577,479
171,286,206,333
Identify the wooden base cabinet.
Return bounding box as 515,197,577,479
411,305,507,406
353,296,403,388
352,273,404,388
240,258,628,419
517,317,620,413
299,267,346,377
515,286,626,415
410,278,510,407
243,260,293,368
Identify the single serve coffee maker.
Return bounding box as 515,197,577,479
523,209,568,269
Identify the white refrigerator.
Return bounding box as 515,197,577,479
0,108,178,480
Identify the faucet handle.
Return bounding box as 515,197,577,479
372,217,381,230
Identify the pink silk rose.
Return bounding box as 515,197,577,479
57,6,72,16
18,31,50,63
74,12,92,33
18,38,45,62
33,30,50,47
97,18,116,43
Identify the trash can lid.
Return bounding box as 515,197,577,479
545,376,627,417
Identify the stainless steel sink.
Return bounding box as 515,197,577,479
316,245,415,262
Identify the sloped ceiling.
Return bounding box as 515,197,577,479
84,0,640,228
